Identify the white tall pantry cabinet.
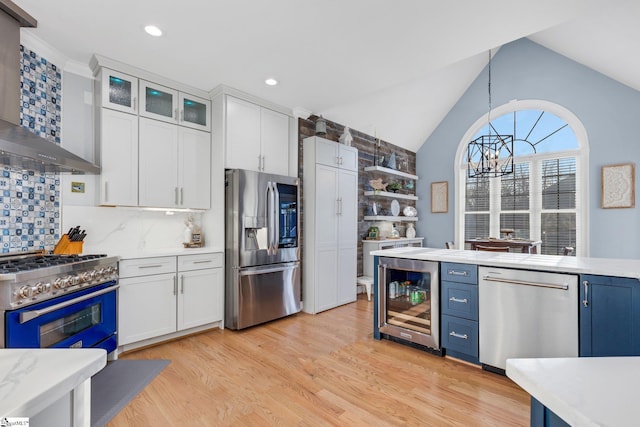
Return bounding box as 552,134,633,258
303,136,358,314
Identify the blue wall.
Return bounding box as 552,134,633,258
416,38,640,259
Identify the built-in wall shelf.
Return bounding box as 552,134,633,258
364,191,418,201
364,166,419,181
364,216,419,222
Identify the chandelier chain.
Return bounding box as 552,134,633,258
488,50,492,134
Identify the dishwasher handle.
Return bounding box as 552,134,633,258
482,275,569,290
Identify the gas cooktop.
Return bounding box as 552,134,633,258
0,254,108,273
0,251,120,310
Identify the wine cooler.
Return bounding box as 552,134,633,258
378,257,439,350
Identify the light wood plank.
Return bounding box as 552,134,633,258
111,295,529,426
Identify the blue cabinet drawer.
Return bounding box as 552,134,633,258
441,281,478,321
441,314,478,358
441,262,477,285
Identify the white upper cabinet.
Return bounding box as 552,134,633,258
313,136,358,172
138,118,211,209
140,81,211,131
139,80,178,123
99,68,138,114
138,118,179,208
225,95,261,171
98,109,138,206
179,93,210,132
260,107,290,176
224,95,291,176
92,56,212,209
178,127,211,209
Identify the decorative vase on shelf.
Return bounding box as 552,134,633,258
386,152,397,170
339,127,353,146
406,223,416,239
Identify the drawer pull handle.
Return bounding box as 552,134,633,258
193,260,213,264
449,331,468,340
448,270,468,276
138,264,164,269
449,297,468,304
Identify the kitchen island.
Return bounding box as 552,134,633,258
0,348,106,426
372,247,640,426
506,357,640,427
369,246,640,279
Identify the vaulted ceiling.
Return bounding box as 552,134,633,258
13,0,639,152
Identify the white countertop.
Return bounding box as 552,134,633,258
370,247,640,279
116,246,224,260
362,237,424,243
507,357,640,427
0,348,106,418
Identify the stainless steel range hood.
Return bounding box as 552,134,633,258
0,0,100,174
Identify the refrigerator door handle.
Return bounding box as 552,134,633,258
273,183,280,253
267,182,275,255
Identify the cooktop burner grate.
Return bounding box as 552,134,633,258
0,254,107,272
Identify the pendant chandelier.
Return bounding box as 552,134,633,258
467,50,514,178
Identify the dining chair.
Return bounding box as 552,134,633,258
475,245,510,252
445,241,454,249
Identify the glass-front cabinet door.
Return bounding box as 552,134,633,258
139,80,178,124
179,93,210,131
101,69,138,114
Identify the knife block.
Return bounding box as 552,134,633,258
53,234,83,255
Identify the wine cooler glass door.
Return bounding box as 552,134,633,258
378,257,439,350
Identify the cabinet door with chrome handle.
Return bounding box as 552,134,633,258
177,268,223,330
579,274,640,357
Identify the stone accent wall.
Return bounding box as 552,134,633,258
298,116,417,277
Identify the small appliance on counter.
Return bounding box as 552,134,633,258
183,216,204,248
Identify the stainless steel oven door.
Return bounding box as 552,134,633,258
5,281,118,352
378,257,439,349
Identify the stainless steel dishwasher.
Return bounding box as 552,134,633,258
478,266,578,372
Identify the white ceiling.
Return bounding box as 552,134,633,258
13,0,640,152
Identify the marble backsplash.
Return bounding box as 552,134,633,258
62,205,205,257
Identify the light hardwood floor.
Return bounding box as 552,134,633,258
112,295,529,426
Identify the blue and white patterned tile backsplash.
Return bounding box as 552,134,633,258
0,45,62,253
20,45,62,144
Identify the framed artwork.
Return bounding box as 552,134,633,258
431,181,448,213
602,163,635,209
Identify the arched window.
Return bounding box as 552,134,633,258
455,100,589,256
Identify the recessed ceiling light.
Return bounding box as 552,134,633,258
144,25,163,37
265,78,278,86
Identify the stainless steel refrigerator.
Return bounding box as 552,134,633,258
225,169,301,329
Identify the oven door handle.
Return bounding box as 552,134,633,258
20,285,119,324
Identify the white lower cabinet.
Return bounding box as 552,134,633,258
118,253,223,350
177,255,224,330
119,272,177,345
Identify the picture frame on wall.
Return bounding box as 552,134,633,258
431,181,448,213
601,163,635,209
